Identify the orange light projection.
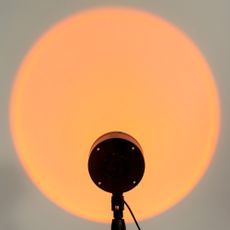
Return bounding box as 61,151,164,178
10,7,220,222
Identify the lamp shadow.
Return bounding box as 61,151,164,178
0,162,25,230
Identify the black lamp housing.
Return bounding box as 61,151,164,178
88,131,145,194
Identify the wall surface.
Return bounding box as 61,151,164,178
0,0,230,230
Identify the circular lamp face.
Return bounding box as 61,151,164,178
88,131,145,194
10,7,220,223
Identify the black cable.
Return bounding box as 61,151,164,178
124,200,142,230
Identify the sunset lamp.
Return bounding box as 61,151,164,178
88,131,145,229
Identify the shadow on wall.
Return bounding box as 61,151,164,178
0,161,26,230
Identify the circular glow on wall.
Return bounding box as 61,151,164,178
10,7,220,222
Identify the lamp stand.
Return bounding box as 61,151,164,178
111,193,126,230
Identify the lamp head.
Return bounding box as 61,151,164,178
88,131,145,194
